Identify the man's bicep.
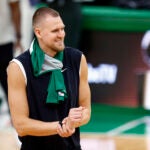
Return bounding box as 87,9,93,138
79,55,91,108
78,55,91,125
7,62,29,125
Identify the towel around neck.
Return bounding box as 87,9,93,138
30,38,67,104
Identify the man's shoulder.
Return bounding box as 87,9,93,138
64,47,82,65
16,50,30,58
64,47,82,55
15,50,30,65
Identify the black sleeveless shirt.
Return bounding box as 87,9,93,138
16,47,82,150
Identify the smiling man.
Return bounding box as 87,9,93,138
7,7,91,150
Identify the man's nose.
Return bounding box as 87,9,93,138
58,30,65,38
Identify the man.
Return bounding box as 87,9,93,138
7,7,91,150
0,0,22,105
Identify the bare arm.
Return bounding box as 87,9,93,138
63,54,91,130
76,54,91,126
7,62,60,137
9,1,23,51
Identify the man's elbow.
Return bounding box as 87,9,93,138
13,120,27,137
82,108,91,126
85,111,91,124
16,128,26,137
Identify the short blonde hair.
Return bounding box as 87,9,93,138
32,7,60,28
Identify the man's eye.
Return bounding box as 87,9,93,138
52,30,58,33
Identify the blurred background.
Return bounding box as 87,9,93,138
1,0,150,149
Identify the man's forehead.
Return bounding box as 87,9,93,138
44,15,64,27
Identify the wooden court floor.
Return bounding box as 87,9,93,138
81,133,150,150
0,128,150,150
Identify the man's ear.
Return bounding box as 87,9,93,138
34,27,41,38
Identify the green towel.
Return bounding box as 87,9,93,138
30,38,67,104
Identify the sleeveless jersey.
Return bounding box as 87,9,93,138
15,47,82,150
